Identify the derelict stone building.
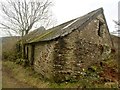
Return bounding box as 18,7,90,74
22,8,113,82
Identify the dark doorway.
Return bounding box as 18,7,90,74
26,46,29,59
31,44,35,65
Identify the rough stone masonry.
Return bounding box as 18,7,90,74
21,8,113,82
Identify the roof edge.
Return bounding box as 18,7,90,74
26,7,105,43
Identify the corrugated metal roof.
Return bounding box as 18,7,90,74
24,8,104,44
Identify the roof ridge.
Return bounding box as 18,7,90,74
59,7,104,37
24,8,104,43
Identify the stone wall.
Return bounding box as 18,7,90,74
53,38,69,82
28,14,112,82
33,41,56,80
52,15,112,82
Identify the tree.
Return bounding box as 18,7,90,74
113,20,120,34
113,20,120,26
0,0,53,37
0,0,55,59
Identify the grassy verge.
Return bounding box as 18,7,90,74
3,61,49,88
2,58,119,88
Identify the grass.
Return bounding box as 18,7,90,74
3,61,49,88
2,58,119,88
0,61,2,89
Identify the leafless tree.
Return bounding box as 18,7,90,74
113,20,120,26
0,0,53,37
113,20,120,33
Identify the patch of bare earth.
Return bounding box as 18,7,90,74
2,63,33,88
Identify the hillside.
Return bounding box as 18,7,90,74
111,35,120,59
2,36,20,51
2,36,20,44
111,35,120,48
1,36,20,61
0,38,2,61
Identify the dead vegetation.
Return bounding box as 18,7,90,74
2,35,119,88
2,54,119,88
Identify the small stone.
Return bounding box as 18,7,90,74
58,54,62,57
77,63,81,66
82,68,85,71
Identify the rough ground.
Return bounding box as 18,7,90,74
2,59,119,88
2,63,33,88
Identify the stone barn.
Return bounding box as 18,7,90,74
22,8,113,82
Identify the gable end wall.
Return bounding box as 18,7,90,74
53,14,113,82
26,13,113,82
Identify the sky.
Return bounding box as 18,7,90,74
52,0,118,33
0,0,119,37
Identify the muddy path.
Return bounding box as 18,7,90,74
2,64,33,88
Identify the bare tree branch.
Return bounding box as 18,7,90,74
113,20,120,26
0,0,53,37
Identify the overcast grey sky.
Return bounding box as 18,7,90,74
52,0,118,33
0,0,119,37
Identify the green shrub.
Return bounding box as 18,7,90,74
2,51,17,61
15,58,29,67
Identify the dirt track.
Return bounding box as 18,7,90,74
2,64,33,88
